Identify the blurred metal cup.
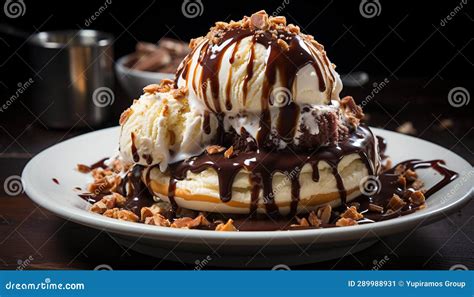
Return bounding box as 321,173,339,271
29,30,114,128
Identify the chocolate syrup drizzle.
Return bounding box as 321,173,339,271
80,139,458,230
166,125,378,217
176,27,337,146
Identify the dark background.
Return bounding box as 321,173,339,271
0,0,472,270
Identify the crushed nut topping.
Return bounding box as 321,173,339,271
215,219,237,231
308,211,321,227
224,146,234,158
317,204,332,224
119,108,133,125
171,214,211,229
145,214,171,227
140,204,163,222
206,145,226,155
250,10,269,30
336,217,358,227
341,206,364,220
387,194,407,211
277,39,289,51
409,190,426,206
76,164,92,173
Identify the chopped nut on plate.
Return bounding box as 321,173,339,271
145,214,171,227
215,219,237,231
409,191,426,206
340,206,364,220
206,145,226,155
308,211,321,227
336,217,358,227
317,205,332,224
387,194,407,211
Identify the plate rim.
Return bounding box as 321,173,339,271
22,126,473,245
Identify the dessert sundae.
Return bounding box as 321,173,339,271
77,11,457,231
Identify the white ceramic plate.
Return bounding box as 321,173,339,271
22,127,473,267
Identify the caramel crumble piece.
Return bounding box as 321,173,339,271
288,24,300,34
397,175,407,188
270,16,286,26
224,146,234,158
116,209,139,222
409,191,426,206
103,208,119,218
308,211,321,227
277,39,289,51
368,203,384,213
76,164,91,174
119,108,133,125
189,37,204,49
140,204,163,222
341,96,364,121
90,200,107,214
336,217,358,227
215,219,237,231
387,194,406,211
105,193,126,208
143,84,161,94
171,86,188,99
171,214,210,229
250,10,269,30
341,206,364,220
145,213,171,227
404,169,418,182
394,164,406,175
295,217,310,227
206,145,225,155
317,205,332,224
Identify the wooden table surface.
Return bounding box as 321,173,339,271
0,79,472,270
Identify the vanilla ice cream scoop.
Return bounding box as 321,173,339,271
119,82,217,171
176,11,345,149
